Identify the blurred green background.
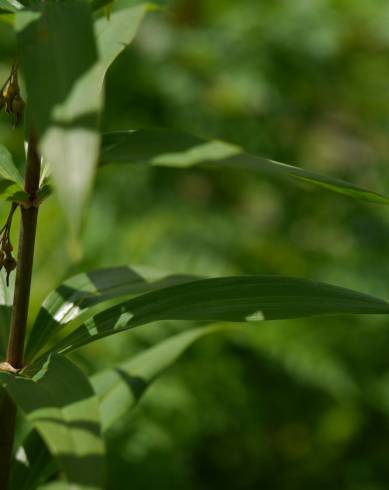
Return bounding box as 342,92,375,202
4,0,389,488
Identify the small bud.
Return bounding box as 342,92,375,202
4,255,16,286
3,79,17,102
3,83,17,114
0,64,23,126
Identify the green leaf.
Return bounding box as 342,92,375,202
26,265,196,362
100,129,389,205
46,275,389,356
0,355,105,489
0,145,26,202
92,324,235,431
16,2,101,234
16,3,151,233
0,145,23,185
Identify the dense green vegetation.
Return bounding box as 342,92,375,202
2,0,389,488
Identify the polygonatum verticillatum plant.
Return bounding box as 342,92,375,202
0,1,388,489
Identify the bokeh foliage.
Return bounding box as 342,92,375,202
3,0,389,488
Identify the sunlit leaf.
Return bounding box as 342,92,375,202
93,324,235,431
16,3,151,233
26,265,196,362
45,275,389,356
16,2,101,234
100,129,389,205
0,355,105,489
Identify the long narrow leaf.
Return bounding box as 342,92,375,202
26,265,196,362
100,129,389,205
0,355,105,490
45,275,389,355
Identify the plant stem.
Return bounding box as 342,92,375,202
7,128,40,368
0,392,17,490
0,127,41,490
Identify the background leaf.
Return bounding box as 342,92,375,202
100,129,389,205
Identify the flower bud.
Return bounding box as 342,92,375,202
4,255,16,286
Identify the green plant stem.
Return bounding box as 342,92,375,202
7,128,40,367
0,127,41,490
0,392,17,490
